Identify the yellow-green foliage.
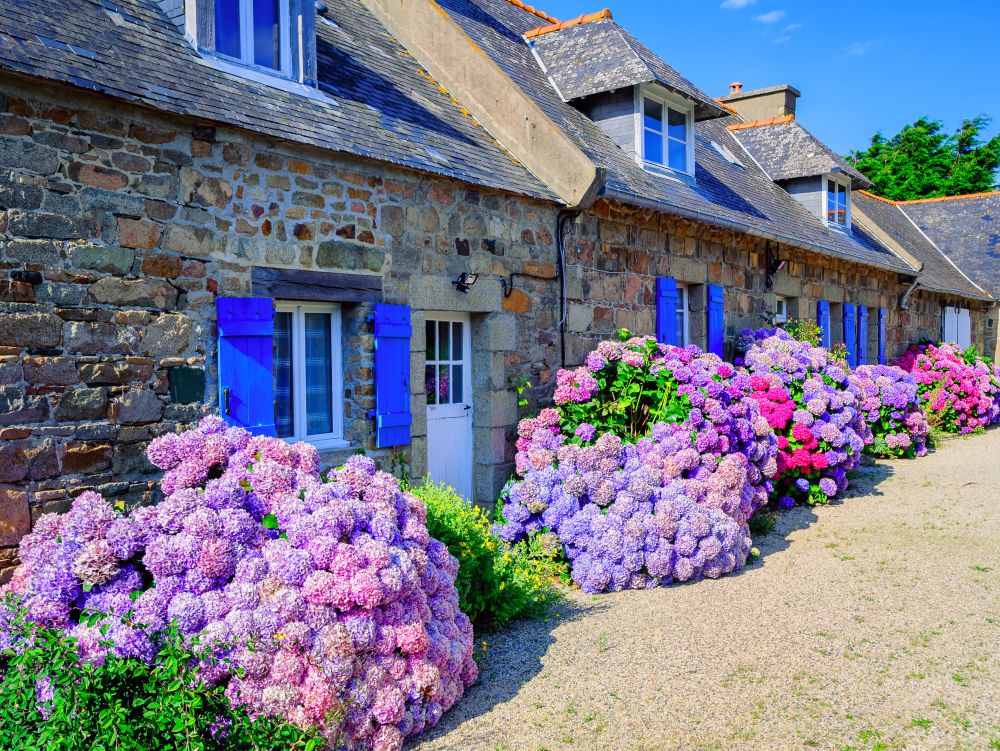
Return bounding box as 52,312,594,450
410,479,562,630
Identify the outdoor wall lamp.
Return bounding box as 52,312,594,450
765,246,786,290
452,272,478,294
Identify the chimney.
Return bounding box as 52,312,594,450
718,83,800,122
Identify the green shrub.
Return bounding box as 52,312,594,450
0,601,321,751
411,479,562,629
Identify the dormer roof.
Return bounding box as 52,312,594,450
526,15,727,120
728,118,871,189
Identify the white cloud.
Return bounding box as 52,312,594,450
720,0,755,8
783,22,803,31
774,35,792,44
753,9,787,23
843,40,876,57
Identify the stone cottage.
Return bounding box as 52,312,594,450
0,0,993,576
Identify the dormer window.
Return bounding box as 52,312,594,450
825,176,850,227
639,87,694,175
214,0,290,75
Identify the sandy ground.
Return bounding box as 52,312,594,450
409,428,1000,751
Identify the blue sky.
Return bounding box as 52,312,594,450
534,0,1000,156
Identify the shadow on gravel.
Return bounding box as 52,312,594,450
407,599,604,747
745,460,897,569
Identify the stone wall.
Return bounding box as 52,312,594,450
562,199,991,361
0,76,563,579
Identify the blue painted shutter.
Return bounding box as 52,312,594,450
707,284,725,357
655,278,679,346
372,303,412,448
217,297,276,436
817,300,831,349
843,303,857,368
857,305,868,365
878,307,887,364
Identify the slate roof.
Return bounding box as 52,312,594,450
853,191,991,301
435,0,913,274
729,119,871,189
528,17,727,120
0,0,554,200
900,193,1000,297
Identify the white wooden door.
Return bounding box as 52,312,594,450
425,313,473,499
943,306,959,344
957,308,972,348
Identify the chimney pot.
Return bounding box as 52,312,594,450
730,81,743,94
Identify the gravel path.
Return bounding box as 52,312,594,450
410,428,1000,751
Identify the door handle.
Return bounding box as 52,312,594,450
464,405,471,410
223,387,231,415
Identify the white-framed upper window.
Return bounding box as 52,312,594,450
638,87,695,175
825,175,850,227
273,301,346,449
213,0,291,77
774,296,788,323
676,283,690,346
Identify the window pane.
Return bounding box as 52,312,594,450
452,322,463,361
438,321,450,361
452,364,464,403
426,320,436,361
668,138,687,172
252,0,281,70
425,365,437,405
667,108,686,141
438,364,450,404
827,181,837,223
274,311,293,438
643,98,663,132
304,313,333,436
214,0,242,58
644,129,663,165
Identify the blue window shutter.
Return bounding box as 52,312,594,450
878,307,887,364
373,303,412,448
857,305,868,365
843,303,857,368
817,300,831,349
707,284,725,357
217,297,276,436
655,277,679,346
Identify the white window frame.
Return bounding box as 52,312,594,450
635,85,695,177
213,0,292,79
774,295,788,324
824,174,851,229
274,301,347,450
676,283,690,346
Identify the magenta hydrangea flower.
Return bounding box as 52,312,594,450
2,418,476,750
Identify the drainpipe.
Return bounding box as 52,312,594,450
556,210,579,368
900,279,921,310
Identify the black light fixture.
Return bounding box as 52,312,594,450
452,272,478,294
764,245,786,290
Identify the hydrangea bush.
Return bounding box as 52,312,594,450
893,343,1000,433
498,429,756,593
1,417,476,751
849,364,930,458
739,328,868,506
497,333,778,593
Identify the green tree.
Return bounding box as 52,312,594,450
846,116,1000,200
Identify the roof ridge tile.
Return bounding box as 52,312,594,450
725,114,794,131
524,9,611,39
502,0,559,24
